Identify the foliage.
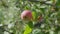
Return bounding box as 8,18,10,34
0,0,60,34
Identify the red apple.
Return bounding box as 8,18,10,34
21,10,33,21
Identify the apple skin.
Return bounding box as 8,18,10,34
21,10,33,20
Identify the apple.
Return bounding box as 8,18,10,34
21,10,33,21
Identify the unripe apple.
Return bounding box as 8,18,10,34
21,10,33,21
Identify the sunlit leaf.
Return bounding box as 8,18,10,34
24,24,32,34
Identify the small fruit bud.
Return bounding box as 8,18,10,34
37,16,43,22
34,16,44,28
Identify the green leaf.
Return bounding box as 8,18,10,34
28,21,33,28
56,0,60,8
32,11,38,21
24,24,32,34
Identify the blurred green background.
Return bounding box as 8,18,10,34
0,0,60,34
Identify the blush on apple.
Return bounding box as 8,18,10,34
21,10,33,20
